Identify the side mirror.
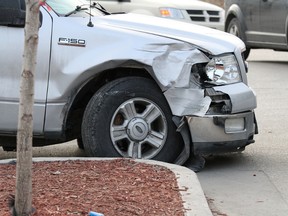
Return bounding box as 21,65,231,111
0,0,25,27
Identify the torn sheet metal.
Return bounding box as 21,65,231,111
144,43,211,117
164,88,211,117
213,83,257,114
141,43,209,88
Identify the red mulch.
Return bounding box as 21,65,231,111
0,159,185,216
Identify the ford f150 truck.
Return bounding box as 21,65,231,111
0,0,257,164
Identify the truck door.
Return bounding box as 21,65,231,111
260,0,288,45
0,6,52,134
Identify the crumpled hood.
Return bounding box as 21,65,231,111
98,13,244,55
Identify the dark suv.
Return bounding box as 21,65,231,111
225,0,288,59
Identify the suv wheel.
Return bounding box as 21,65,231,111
227,17,250,59
81,77,183,163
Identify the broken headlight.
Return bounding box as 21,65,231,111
205,54,241,85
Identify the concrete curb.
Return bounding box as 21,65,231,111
0,157,212,216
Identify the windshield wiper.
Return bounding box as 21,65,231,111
64,3,110,17
91,2,110,15
65,5,89,17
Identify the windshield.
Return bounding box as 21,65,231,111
46,0,105,17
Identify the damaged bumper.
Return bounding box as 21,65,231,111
167,80,257,156
186,111,257,154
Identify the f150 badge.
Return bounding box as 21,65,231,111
58,38,86,47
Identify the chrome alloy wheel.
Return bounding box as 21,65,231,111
229,23,239,37
110,98,168,159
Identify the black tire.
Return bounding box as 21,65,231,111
81,77,183,163
77,138,84,150
227,17,250,59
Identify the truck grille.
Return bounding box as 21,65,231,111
186,10,221,23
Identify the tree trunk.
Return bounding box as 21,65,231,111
15,0,42,215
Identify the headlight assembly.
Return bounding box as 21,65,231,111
159,7,184,19
205,55,241,85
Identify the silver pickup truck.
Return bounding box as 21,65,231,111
0,0,257,164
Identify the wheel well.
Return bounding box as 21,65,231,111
225,14,236,32
63,67,154,140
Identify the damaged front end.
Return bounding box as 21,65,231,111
82,12,257,159
160,48,258,158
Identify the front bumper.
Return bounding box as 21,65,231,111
186,111,257,154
